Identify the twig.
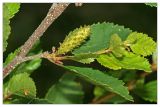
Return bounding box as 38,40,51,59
91,93,116,104
3,3,70,79
21,52,48,62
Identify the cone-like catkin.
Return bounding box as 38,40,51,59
56,26,91,55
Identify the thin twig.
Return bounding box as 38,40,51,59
22,52,48,62
91,93,116,104
3,3,70,79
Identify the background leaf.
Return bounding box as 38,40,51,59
73,22,132,54
134,80,157,102
3,3,20,52
3,48,20,67
145,3,157,7
64,66,133,101
5,73,36,98
45,73,84,104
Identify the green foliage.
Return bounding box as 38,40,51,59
109,34,125,57
4,73,36,98
125,32,156,56
3,3,20,52
45,73,84,104
122,71,137,82
134,80,157,102
3,48,20,67
73,22,132,54
145,3,157,7
97,54,122,70
69,53,98,64
97,52,151,72
64,66,133,101
56,26,91,55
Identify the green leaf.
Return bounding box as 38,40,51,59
3,3,20,52
120,52,151,72
45,73,84,104
77,58,95,64
145,3,157,7
64,66,133,101
125,32,156,57
107,70,123,78
135,80,157,102
6,73,36,98
70,53,98,64
109,34,125,57
3,48,20,67
97,52,151,72
73,22,132,54
97,53,122,70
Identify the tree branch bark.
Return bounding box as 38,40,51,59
3,3,70,79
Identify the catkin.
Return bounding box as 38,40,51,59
56,26,91,55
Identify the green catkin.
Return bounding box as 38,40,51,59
56,26,91,55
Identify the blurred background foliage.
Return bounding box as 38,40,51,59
3,3,157,104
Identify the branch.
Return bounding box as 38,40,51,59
3,3,70,79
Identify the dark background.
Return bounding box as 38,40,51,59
4,3,157,103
